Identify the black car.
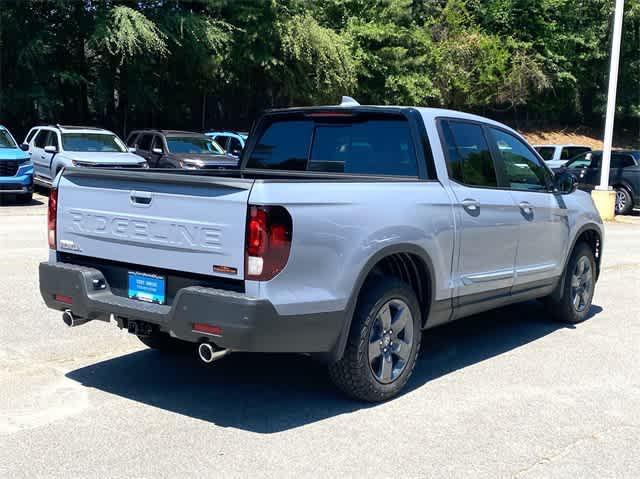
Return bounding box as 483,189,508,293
126,130,238,170
559,149,640,215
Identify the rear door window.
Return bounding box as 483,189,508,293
246,114,419,176
611,154,636,169
440,120,497,187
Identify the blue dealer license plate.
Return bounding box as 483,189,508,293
128,272,166,305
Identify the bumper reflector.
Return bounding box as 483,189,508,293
193,323,223,336
55,294,73,305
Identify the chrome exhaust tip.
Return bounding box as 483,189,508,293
62,310,90,327
197,342,229,364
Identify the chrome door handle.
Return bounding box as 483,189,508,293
519,201,534,216
461,199,480,215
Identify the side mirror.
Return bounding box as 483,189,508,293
19,143,29,151
554,171,578,194
152,147,163,155
230,148,242,157
128,147,136,153
44,145,57,154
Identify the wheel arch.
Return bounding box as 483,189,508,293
551,223,602,301
327,243,437,363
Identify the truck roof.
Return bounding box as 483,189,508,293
33,125,116,135
265,103,522,138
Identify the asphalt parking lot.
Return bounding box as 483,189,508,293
1,193,639,478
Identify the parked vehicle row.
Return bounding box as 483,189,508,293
205,131,248,158
557,149,640,215
39,98,603,401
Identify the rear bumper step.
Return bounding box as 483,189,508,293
39,261,344,354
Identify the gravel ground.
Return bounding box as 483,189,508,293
1,196,639,478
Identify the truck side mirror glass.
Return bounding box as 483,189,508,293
20,143,29,151
555,172,577,194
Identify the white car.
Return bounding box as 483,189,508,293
533,144,591,169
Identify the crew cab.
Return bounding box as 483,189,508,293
23,125,148,188
0,125,33,202
39,98,603,401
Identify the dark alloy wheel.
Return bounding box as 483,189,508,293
328,277,422,402
545,242,597,324
367,298,415,384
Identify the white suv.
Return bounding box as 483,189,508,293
533,144,591,169
22,125,148,188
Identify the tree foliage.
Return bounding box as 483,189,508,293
0,0,638,137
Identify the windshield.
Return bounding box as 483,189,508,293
62,133,127,152
0,130,17,148
166,137,225,154
534,146,555,161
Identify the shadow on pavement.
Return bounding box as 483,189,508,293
66,300,602,433
0,196,44,207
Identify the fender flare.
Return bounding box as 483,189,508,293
325,243,437,364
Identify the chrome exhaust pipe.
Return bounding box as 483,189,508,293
62,310,90,327
197,342,229,364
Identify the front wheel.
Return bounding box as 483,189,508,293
328,278,422,402
545,242,596,324
615,186,633,215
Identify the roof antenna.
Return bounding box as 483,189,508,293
339,96,360,107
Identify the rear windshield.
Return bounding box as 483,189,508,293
62,133,126,152
246,114,418,176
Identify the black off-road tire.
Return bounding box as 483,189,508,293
545,242,596,324
328,277,422,402
138,331,191,352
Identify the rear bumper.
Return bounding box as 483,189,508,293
39,261,344,354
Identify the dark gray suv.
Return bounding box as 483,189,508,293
126,130,238,170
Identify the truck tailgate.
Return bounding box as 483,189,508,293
56,169,253,279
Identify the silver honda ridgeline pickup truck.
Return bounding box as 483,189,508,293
39,99,603,401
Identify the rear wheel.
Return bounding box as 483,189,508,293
545,242,596,324
328,277,422,402
137,331,191,353
614,186,633,215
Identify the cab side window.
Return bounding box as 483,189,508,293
441,120,497,187
611,154,636,169
215,135,229,150
25,129,39,144
47,131,59,150
489,128,550,191
34,130,49,148
126,133,138,148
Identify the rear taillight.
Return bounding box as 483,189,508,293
48,188,58,249
245,205,292,281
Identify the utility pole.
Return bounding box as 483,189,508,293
592,0,625,220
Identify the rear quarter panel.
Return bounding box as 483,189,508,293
247,181,455,316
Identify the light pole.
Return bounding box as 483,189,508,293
592,0,625,220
